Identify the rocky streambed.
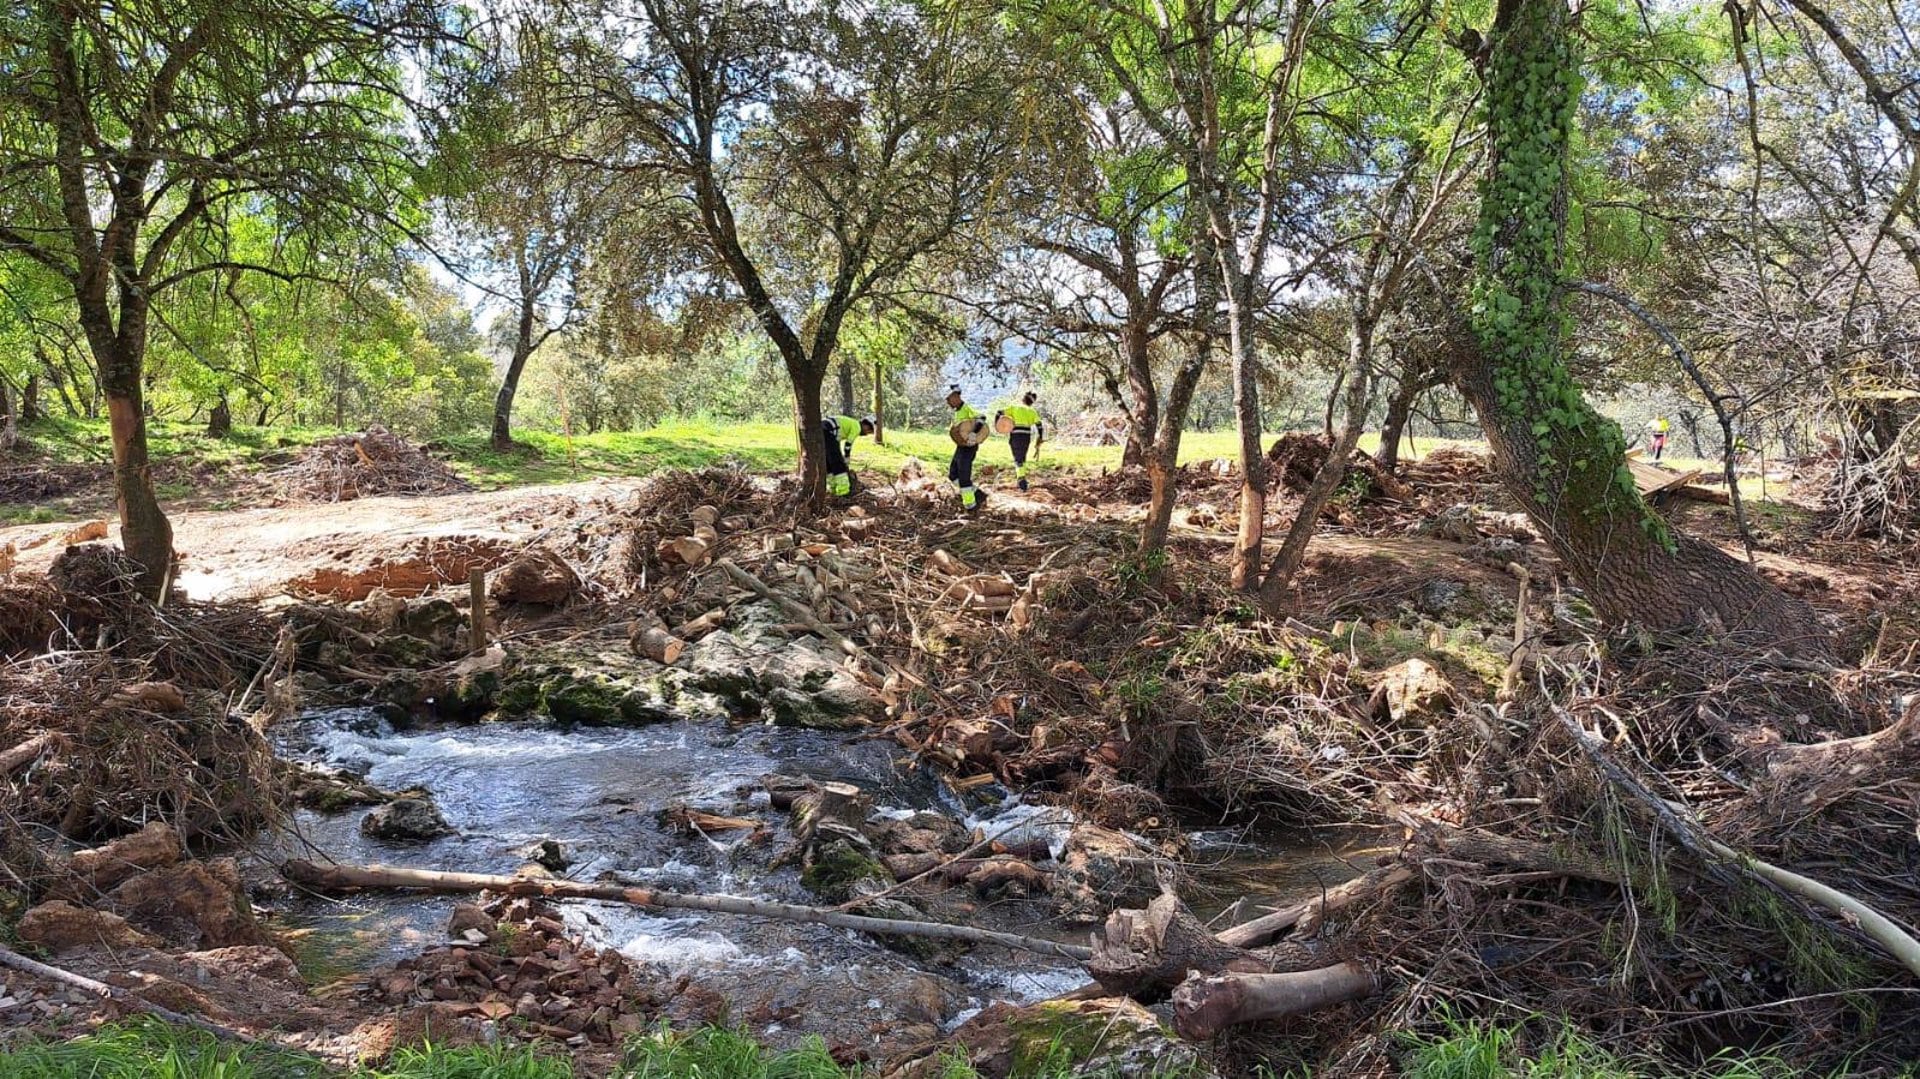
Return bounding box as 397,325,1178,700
259,596,1380,1069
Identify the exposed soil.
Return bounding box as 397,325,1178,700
1,447,1914,1076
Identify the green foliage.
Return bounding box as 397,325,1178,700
1466,0,1670,548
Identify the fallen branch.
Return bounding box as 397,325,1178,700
1171,962,1375,1040
0,944,281,1050
281,860,1091,961
1217,864,1415,950
1,732,55,775
1552,705,1920,980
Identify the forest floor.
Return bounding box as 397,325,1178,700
0,429,1912,1078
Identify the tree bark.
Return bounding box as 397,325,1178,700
1140,229,1216,559
837,359,856,416
1260,308,1376,607
1224,271,1266,591
492,301,539,451
870,362,885,444
1171,963,1374,1040
207,394,232,439
1376,367,1428,472
1459,0,1825,654
22,373,41,424
102,348,173,600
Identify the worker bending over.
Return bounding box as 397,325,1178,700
822,413,875,497
996,392,1045,491
946,385,987,511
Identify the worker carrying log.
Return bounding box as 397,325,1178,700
823,413,875,498
994,392,1045,491
946,385,988,512
1645,415,1671,461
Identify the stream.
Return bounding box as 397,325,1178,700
264,706,1383,1051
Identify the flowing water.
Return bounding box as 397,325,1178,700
266,708,1089,1045
264,707,1386,1049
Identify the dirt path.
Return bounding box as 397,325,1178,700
3,473,1891,612
1,479,648,602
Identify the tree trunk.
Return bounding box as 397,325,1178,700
1462,0,1825,654
1260,309,1376,607
101,344,174,600
1376,368,1423,472
492,304,539,451
1224,272,1265,591
1120,320,1158,473
206,394,232,439
837,360,856,416
871,362,885,445
1140,237,1214,559
21,374,39,423
792,369,828,507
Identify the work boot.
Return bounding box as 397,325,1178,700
1017,477,1029,491
970,488,988,512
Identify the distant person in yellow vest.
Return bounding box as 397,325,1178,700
995,392,1045,491
946,385,987,511
822,413,875,497
1645,416,1671,462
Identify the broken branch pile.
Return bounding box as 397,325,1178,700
272,426,472,503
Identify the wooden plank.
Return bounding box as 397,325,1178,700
1626,458,1700,496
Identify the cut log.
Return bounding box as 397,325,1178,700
671,608,728,640
106,682,187,712
1090,893,1267,997
279,860,1091,961
788,782,870,844
1171,962,1375,1040
717,558,911,684
629,624,686,665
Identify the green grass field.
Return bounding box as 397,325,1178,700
2,415,1773,526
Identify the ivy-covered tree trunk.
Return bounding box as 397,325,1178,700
1462,0,1824,653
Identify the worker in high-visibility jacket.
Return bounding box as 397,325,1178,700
822,413,875,497
946,385,987,511
1645,416,1671,462
996,392,1045,491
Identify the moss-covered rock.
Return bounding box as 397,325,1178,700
800,838,889,903
373,634,435,666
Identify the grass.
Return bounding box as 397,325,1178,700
0,1023,962,1079
1,414,1786,529
3,1014,1909,1079
1400,1017,1909,1079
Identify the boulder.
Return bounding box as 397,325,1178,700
542,671,677,727
1054,826,1165,924
446,902,497,942
883,997,1216,1079
397,597,466,652
1416,503,1481,545
490,549,580,607
684,632,881,729
361,796,454,841
105,858,270,949
17,900,156,952
1373,657,1456,725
